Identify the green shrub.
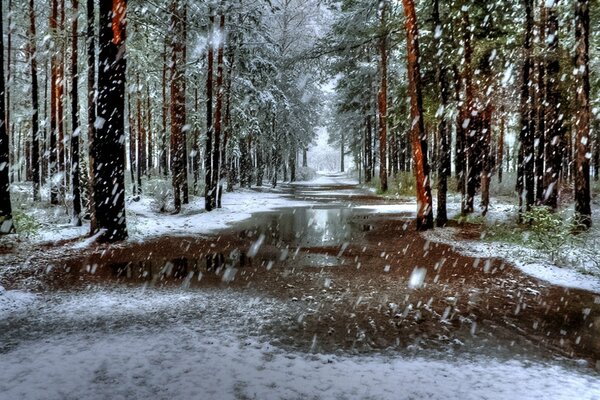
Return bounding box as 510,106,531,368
12,211,39,237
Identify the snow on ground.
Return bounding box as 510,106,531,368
424,198,600,294
0,285,36,318
1,288,599,400
126,188,315,240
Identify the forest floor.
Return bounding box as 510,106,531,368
1,173,600,399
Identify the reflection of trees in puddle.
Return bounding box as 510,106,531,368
104,249,255,286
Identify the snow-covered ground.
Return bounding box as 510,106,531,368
423,198,600,294
1,289,599,400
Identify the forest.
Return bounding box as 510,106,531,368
1,0,600,399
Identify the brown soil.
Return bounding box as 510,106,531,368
3,212,599,366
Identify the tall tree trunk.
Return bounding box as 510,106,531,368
0,0,14,234
57,0,66,199
535,5,546,205
29,0,41,201
86,0,97,232
161,38,168,177
518,0,536,216
92,0,128,242
170,0,187,213
402,0,433,231
497,103,505,183
377,1,388,192
50,0,59,205
543,1,562,209
461,7,477,214
574,0,591,228
71,0,82,226
205,14,216,211
365,113,372,183
6,0,12,184
214,14,225,208
433,0,449,226
146,85,153,174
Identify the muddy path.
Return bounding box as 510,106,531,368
2,175,599,367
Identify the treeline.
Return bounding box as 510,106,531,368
324,0,598,229
0,0,324,241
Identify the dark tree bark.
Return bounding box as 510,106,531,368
543,1,562,209
574,0,591,228
29,0,41,201
461,8,477,214
0,0,14,234
86,0,97,232
50,0,59,204
365,113,372,183
160,38,169,177
71,0,82,226
402,0,433,231
377,1,388,192
518,0,536,216
205,14,216,211
170,0,188,213
214,14,225,208
497,103,505,183
535,5,546,205
57,0,66,198
433,0,450,226
92,0,128,242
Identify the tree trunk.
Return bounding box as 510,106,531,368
0,0,14,234
433,0,449,226
161,38,169,177
377,1,388,192
214,14,225,208
29,0,41,201
92,0,128,242
205,14,216,211
170,0,187,213
402,0,433,231
70,0,82,226
50,0,59,205
461,8,477,214
518,0,536,217
86,0,97,231
497,103,505,183
574,0,591,228
543,1,562,209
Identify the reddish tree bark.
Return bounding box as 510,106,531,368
402,0,433,230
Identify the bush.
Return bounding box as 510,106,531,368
145,178,173,213
12,211,39,237
296,166,317,182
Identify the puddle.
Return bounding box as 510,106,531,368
4,181,600,365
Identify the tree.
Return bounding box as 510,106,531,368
205,14,216,211
518,0,535,216
574,0,592,228
71,0,82,226
170,0,188,213
86,0,97,233
91,0,128,242
402,0,434,231
433,0,450,226
0,0,14,234
377,1,388,192
542,0,562,209
29,0,41,201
